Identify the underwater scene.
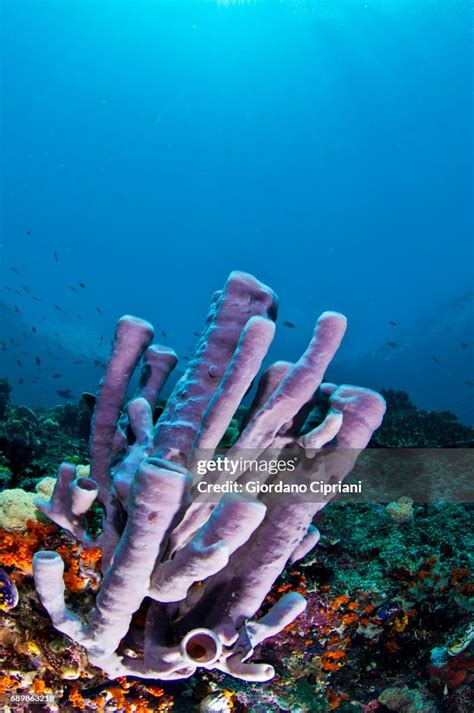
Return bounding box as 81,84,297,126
1,1,473,712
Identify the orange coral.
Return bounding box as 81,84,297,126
342,613,358,626
32,678,51,695
80,546,102,567
332,595,350,610
450,567,469,585
126,700,153,713
327,690,349,710
69,685,86,710
0,521,55,574
56,544,87,592
91,695,107,712
0,674,19,695
147,686,165,697
321,650,347,671
417,569,431,581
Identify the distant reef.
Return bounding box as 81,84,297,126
0,378,473,491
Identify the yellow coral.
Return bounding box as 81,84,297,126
0,489,39,533
35,476,56,499
386,497,414,525
0,478,56,533
76,464,90,479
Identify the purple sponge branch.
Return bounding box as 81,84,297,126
136,344,178,408
152,271,278,463
190,316,276,453
149,494,266,603
236,311,347,450
89,315,154,503
35,463,98,544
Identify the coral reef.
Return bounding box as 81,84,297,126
31,271,385,683
372,390,474,448
0,279,472,712
0,377,12,420
0,401,89,484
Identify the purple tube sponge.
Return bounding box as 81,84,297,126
33,271,386,683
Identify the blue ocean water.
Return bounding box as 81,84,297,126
1,0,473,422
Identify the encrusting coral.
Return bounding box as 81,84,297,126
0,477,55,532
31,271,386,683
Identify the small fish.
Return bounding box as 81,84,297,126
93,360,105,368
31,326,37,333
35,357,41,366
26,229,32,235
20,284,30,293
53,373,62,379
161,330,167,338
389,320,397,326
54,251,59,261
460,342,469,349
54,304,61,312
0,569,19,611
76,314,83,319
14,306,21,314
432,356,440,364
465,380,474,387
193,331,200,337
74,359,84,364
57,388,75,400
79,282,86,288
198,692,233,713
4,286,13,292
95,307,103,314
33,296,41,302
11,266,20,275
13,289,22,296
448,622,474,656
386,341,397,348
282,320,296,328
68,285,78,293
16,359,22,367
41,315,46,320
376,601,402,623
17,377,24,385
183,356,190,361
21,331,28,339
